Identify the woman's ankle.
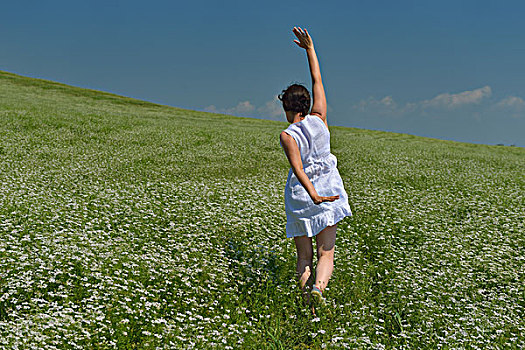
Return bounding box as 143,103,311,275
314,280,327,292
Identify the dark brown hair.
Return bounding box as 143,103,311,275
278,84,311,116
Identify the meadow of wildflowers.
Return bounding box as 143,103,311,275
0,71,523,349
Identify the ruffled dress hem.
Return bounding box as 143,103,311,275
285,205,352,238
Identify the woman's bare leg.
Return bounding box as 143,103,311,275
314,224,337,292
294,235,313,290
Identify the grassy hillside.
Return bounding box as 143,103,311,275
0,70,523,349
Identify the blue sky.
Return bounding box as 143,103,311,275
2,0,524,146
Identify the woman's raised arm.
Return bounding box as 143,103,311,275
292,27,328,127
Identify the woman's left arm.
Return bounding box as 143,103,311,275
280,131,339,205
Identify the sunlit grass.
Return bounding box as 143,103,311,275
0,70,524,349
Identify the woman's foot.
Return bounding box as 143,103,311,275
297,266,313,306
311,286,325,305
311,286,332,317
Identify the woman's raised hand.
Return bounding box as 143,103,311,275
293,27,314,50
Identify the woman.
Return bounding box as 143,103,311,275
279,27,352,311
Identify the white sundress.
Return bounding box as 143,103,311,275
280,114,352,238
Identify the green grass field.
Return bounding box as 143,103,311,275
0,70,524,349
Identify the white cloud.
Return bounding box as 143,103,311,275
204,96,336,122
231,101,255,114
421,86,492,109
203,105,218,113
354,95,398,113
257,96,283,120
205,99,282,119
379,96,395,107
352,86,494,117
204,100,255,116
496,96,525,109
493,96,525,119
347,87,524,145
